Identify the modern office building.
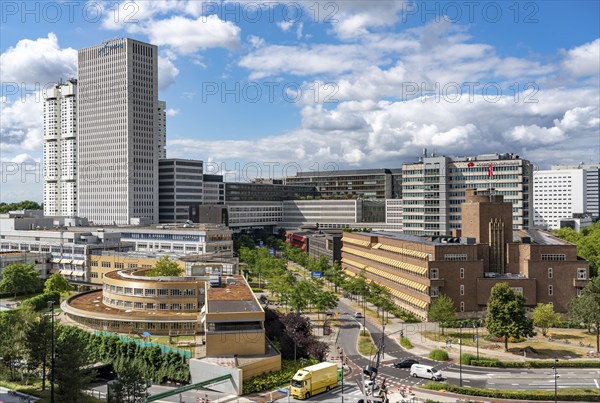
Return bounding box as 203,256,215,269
385,199,403,225
533,169,587,230
401,152,533,236
551,163,600,220
157,100,167,159
224,182,317,202
43,79,78,217
341,189,589,319
202,174,225,204
77,38,160,225
285,168,402,199
281,199,386,229
159,159,204,223
225,202,284,228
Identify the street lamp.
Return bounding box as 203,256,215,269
473,323,479,360
459,324,463,387
553,358,559,403
47,300,56,403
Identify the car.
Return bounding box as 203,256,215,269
325,311,333,317
354,312,363,318
393,358,419,368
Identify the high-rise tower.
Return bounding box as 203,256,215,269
77,38,159,224
43,79,78,217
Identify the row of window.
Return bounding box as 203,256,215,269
103,296,198,311
103,283,199,297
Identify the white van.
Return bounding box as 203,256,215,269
410,364,443,381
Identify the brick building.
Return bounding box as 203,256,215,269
342,189,590,319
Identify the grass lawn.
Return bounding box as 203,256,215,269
358,329,377,356
0,379,103,403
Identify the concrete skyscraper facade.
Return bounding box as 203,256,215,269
43,80,78,217
77,38,159,225
157,100,167,159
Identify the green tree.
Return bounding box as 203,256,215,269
531,303,561,337
428,294,455,335
570,276,600,351
0,309,31,380
326,261,346,293
111,363,149,403
555,221,600,277
55,326,97,402
289,280,318,313
0,200,42,214
145,256,183,277
24,313,53,390
0,263,42,297
485,283,534,351
44,273,72,294
314,290,338,319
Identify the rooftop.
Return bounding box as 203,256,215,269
207,275,261,313
513,229,571,246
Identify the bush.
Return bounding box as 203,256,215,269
508,335,525,343
468,359,600,369
242,359,318,394
400,337,413,349
21,291,60,311
440,319,482,328
428,349,449,361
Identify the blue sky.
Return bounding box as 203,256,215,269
1,0,599,202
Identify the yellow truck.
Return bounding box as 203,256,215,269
290,362,339,400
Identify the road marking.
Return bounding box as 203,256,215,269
512,383,518,386
595,379,599,389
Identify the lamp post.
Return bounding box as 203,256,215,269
473,323,479,360
553,358,559,403
48,300,55,403
459,324,463,387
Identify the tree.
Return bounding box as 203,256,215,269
0,309,31,380
314,290,338,319
44,273,72,294
428,294,455,335
145,256,183,277
570,276,600,351
24,313,53,390
111,363,149,403
0,200,42,214
532,303,561,336
555,222,600,277
289,280,317,313
485,283,534,351
55,326,97,402
0,263,42,298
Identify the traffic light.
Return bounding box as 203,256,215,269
400,330,404,338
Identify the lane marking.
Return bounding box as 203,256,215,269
595,379,599,389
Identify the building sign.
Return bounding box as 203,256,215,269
311,272,323,278
98,40,124,56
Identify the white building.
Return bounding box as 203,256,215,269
385,199,403,225
534,169,587,229
77,38,160,225
402,152,533,235
43,80,78,217
551,163,600,220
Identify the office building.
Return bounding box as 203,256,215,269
157,100,167,159
401,152,532,236
285,168,402,199
202,174,225,204
551,163,600,219
159,159,204,223
77,38,159,225
533,169,587,230
224,182,317,202
281,199,386,229
341,189,590,319
43,79,78,217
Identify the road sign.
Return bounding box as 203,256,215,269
312,271,323,278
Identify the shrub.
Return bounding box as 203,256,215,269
400,337,413,349
428,349,449,361
508,335,525,343
242,359,318,394
21,291,60,311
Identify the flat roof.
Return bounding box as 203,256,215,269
353,231,442,246
207,275,261,313
513,229,570,246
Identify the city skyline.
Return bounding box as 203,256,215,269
1,1,599,202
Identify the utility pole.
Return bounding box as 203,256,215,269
48,301,55,403
459,324,463,387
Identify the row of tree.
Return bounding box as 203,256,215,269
428,277,600,352
0,200,42,214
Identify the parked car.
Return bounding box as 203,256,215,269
393,358,419,368
354,312,363,318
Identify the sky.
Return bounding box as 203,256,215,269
1,0,599,202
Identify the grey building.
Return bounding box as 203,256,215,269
159,159,204,223
77,38,160,225
224,182,317,202
551,163,600,220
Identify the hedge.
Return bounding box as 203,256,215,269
428,349,449,361
423,381,600,401
469,359,600,368
242,359,318,395
21,291,60,311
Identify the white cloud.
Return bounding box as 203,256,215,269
277,21,293,32
562,38,600,77
0,95,44,152
166,108,180,116
158,56,180,90
0,33,77,86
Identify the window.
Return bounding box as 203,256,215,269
172,303,181,310
134,302,143,309
171,289,181,296
158,289,169,296
541,254,565,261
115,262,124,269
430,287,439,297
134,288,143,296
145,289,155,296
548,268,553,279
101,261,111,268
460,301,464,312
460,285,464,296
430,268,439,279
459,268,464,279
184,303,196,310
183,288,195,296
90,261,98,267
577,268,587,280
128,263,138,269
511,287,523,294
146,303,155,309
548,285,553,296
444,254,467,261
158,303,168,310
